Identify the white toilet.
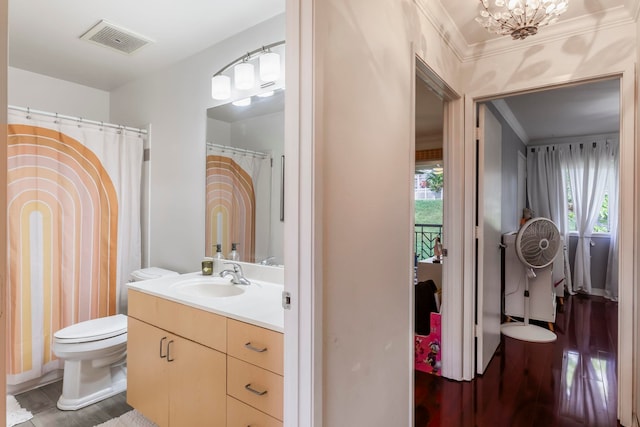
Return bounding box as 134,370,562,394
53,267,178,410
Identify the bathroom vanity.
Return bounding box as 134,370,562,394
126,269,284,427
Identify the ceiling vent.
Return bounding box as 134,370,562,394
80,20,153,55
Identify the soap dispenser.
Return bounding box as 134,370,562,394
213,244,225,260
228,243,240,261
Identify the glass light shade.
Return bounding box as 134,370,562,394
234,62,255,90
232,97,251,107
257,90,275,98
259,52,280,82
211,75,231,100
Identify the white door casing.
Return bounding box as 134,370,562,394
476,104,502,375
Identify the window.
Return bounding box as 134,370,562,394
566,172,610,233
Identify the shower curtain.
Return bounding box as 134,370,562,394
205,147,269,263
6,110,143,388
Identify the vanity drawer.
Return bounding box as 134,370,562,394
227,319,283,375
227,396,282,427
128,289,227,353
227,356,283,421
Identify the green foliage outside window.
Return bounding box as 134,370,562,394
566,176,609,233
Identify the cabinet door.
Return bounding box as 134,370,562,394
127,318,169,427
168,335,226,427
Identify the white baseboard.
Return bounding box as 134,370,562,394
7,370,63,395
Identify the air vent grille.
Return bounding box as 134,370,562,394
80,20,153,55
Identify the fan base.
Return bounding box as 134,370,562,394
501,322,557,343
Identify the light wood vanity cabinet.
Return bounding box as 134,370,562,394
127,290,226,427
127,289,284,427
128,317,226,427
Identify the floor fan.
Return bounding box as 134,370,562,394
501,217,560,343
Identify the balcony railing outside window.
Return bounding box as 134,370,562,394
414,223,443,261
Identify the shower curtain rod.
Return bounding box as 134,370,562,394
9,105,148,135
207,142,269,159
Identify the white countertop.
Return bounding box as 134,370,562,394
127,271,284,333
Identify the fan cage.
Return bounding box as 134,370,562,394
515,217,561,269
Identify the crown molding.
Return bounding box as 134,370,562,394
413,0,469,63
463,6,636,62
626,0,640,21
490,99,530,145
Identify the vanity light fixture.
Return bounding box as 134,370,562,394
211,40,285,101
234,61,255,90
232,98,252,107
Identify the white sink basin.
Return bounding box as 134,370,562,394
169,277,246,299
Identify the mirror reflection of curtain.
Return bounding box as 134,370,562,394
205,148,269,262
559,299,611,425
7,110,143,389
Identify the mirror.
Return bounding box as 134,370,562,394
205,89,284,266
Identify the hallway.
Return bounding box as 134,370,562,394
415,295,619,426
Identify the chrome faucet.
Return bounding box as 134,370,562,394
258,256,276,266
219,262,251,285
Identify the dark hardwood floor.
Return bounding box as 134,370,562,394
415,294,619,427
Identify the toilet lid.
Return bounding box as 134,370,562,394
54,314,127,343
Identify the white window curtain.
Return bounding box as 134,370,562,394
563,141,616,295
527,140,618,298
527,146,572,292
604,144,620,301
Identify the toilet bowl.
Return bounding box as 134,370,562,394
53,267,178,410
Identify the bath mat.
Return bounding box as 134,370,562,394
95,410,157,427
6,394,33,427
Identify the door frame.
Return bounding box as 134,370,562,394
462,71,635,426
415,58,465,382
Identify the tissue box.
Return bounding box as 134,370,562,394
415,312,441,375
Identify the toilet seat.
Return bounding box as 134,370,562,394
54,314,127,344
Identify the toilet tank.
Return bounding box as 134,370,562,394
130,267,179,282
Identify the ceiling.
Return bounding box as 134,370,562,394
7,0,627,141
495,79,620,143
8,0,285,91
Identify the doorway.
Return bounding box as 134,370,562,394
413,59,465,425
474,78,622,421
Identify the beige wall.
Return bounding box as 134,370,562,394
1,0,7,423
313,1,462,424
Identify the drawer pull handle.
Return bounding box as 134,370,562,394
244,383,268,396
167,340,175,362
159,337,167,359
244,342,267,353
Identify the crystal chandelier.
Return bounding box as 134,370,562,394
476,0,569,40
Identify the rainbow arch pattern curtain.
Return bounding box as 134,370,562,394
7,111,143,387
206,155,257,262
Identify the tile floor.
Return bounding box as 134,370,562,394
12,381,131,427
